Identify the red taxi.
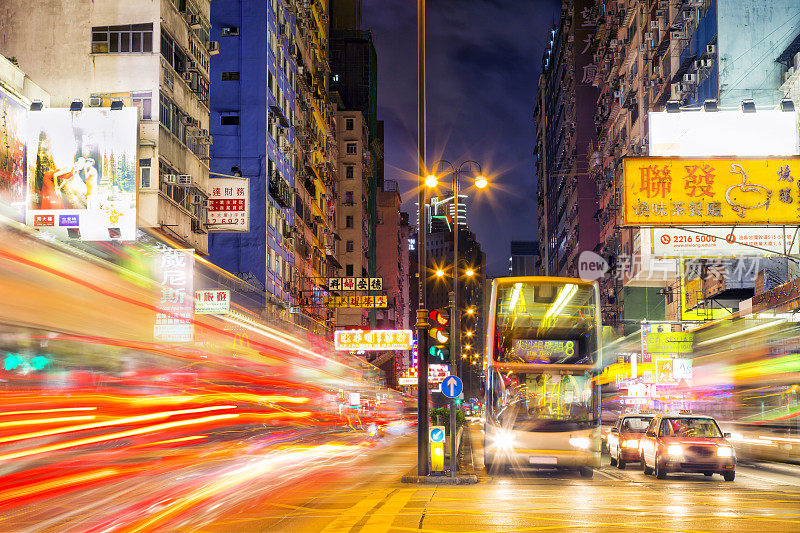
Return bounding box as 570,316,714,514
639,413,736,481
607,413,654,469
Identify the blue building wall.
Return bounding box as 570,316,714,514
718,0,800,106
682,0,800,107
209,0,295,303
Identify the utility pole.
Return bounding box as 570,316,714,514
416,0,429,477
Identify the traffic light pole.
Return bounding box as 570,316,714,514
416,0,429,478
449,172,460,478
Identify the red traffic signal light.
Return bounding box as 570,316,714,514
429,309,449,327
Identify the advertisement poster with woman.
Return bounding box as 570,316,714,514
0,87,27,221
25,107,137,240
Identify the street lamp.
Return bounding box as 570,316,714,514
466,308,475,316
436,269,445,278
426,159,487,479
465,268,474,277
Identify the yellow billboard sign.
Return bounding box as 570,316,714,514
623,157,800,225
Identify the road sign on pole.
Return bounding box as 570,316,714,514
441,375,463,398
429,425,445,472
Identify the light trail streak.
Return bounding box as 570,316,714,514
0,405,237,445
0,407,98,417
0,413,240,462
0,416,97,428
0,468,119,502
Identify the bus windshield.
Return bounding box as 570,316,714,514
493,280,599,365
491,370,596,426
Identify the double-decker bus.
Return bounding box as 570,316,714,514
484,277,602,477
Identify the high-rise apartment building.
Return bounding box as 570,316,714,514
1,0,215,254
585,0,800,328
208,0,296,306
535,0,601,277
329,0,380,276
334,107,371,327
509,241,539,276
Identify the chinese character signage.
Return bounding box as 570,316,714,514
154,249,194,342
623,157,800,226
334,329,413,351
327,277,383,291
208,177,249,232
322,295,388,308
0,86,27,222
25,108,138,240
194,289,230,315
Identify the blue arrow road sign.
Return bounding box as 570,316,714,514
430,427,445,443
441,375,463,398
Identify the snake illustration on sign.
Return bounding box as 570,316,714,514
726,164,771,218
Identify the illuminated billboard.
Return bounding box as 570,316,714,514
334,330,413,351
648,227,800,257
649,110,798,158
25,108,138,240
623,157,800,226
0,87,27,221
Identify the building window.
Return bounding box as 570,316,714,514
345,191,354,205
346,264,354,276
131,91,152,120
345,215,354,228
222,72,240,81
346,142,357,155
346,240,354,253
345,118,354,130
92,24,153,53
140,158,151,188
345,165,354,179
221,114,240,126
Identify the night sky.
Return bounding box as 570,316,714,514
362,0,561,276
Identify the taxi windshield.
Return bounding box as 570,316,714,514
621,417,651,433
659,418,722,438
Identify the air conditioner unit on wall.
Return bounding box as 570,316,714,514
164,174,177,184
706,44,716,55
177,174,192,186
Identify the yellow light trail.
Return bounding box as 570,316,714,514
0,416,96,429
0,407,98,417
0,405,237,445
0,413,240,462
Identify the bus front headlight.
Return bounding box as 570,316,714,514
569,437,590,449
492,430,514,450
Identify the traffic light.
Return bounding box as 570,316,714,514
428,345,448,362
428,309,450,344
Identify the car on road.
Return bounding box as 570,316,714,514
639,414,736,481
607,413,654,469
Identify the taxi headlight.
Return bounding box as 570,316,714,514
622,439,639,449
717,446,734,458
569,437,590,449
667,444,684,456
493,430,514,450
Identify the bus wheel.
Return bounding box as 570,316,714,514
579,466,593,478
610,454,617,467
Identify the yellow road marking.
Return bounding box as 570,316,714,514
319,488,395,533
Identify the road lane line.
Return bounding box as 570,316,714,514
318,488,394,533
359,488,415,531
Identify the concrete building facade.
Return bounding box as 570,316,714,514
208,0,296,307
1,0,215,254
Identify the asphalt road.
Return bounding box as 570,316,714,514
2,422,799,532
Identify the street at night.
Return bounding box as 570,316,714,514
1,0,800,531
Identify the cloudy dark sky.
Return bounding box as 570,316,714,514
362,0,561,276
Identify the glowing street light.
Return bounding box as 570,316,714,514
465,331,473,337
466,308,475,315
425,174,438,188
474,174,488,189
436,269,445,278
465,269,474,277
